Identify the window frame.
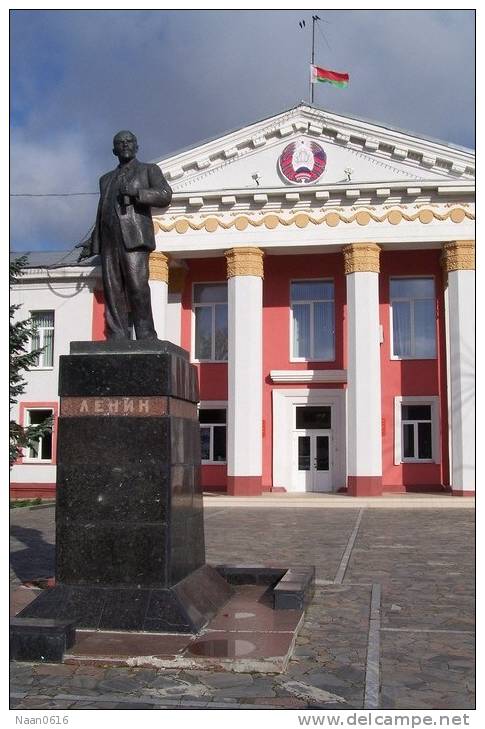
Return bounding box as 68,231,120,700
19,402,58,464
394,396,440,465
294,404,332,431
191,282,228,363
29,310,55,370
289,278,335,363
198,401,227,465
389,276,437,361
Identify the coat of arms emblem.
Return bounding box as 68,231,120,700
278,139,327,184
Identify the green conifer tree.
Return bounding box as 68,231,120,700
10,255,52,466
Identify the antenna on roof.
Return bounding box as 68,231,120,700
300,16,349,103
299,15,322,104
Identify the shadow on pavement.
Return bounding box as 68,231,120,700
10,525,55,583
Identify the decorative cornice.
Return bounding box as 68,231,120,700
164,180,475,208
148,252,169,282
270,370,347,383
168,266,187,294
225,247,264,279
342,243,381,274
441,240,475,272
153,205,474,235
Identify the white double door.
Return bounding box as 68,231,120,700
293,429,332,492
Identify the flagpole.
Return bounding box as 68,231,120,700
310,15,322,103
301,14,320,104
311,16,316,104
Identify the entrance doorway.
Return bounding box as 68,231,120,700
272,388,346,494
294,430,332,492
292,405,332,492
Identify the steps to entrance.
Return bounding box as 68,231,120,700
203,493,474,509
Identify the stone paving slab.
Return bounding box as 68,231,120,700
10,505,475,710
346,510,475,634
380,630,475,710
205,508,360,582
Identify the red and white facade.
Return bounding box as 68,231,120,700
11,104,475,498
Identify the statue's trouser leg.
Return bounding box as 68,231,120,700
122,248,157,340
101,227,131,339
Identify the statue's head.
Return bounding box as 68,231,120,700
113,130,138,162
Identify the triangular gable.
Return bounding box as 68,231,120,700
157,104,474,193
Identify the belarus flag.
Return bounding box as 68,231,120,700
311,64,349,88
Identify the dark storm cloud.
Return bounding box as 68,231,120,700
10,9,475,251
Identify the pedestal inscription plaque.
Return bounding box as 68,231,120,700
18,340,233,634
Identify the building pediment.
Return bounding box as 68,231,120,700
157,104,474,194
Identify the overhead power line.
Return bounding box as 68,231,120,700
10,192,98,197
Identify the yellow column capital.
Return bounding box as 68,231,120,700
342,243,381,274
148,251,169,283
224,247,264,279
441,240,475,272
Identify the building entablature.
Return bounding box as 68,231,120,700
153,198,474,259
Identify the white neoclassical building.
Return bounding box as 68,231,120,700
11,103,475,499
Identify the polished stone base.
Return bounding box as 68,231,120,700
63,583,305,673
10,618,76,662
17,564,233,634
215,564,315,609
12,564,315,663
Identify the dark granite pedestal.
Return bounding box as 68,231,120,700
16,341,233,639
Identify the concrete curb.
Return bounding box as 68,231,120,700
10,502,56,511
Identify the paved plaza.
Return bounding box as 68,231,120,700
10,499,475,711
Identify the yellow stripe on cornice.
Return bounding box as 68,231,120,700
153,206,474,234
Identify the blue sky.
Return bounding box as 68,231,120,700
10,9,475,252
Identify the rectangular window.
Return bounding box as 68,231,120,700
291,280,335,361
30,311,55,368
25,409,53,461
199,408,227,463
295,406,332,430
401,404,432,460
193,284,228,361
390,278,436,359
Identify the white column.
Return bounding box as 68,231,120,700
166,293,181,345
442,241,475,495
225,247,264,496
166,267,187,346
148,252,168,340
343,243,383,496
